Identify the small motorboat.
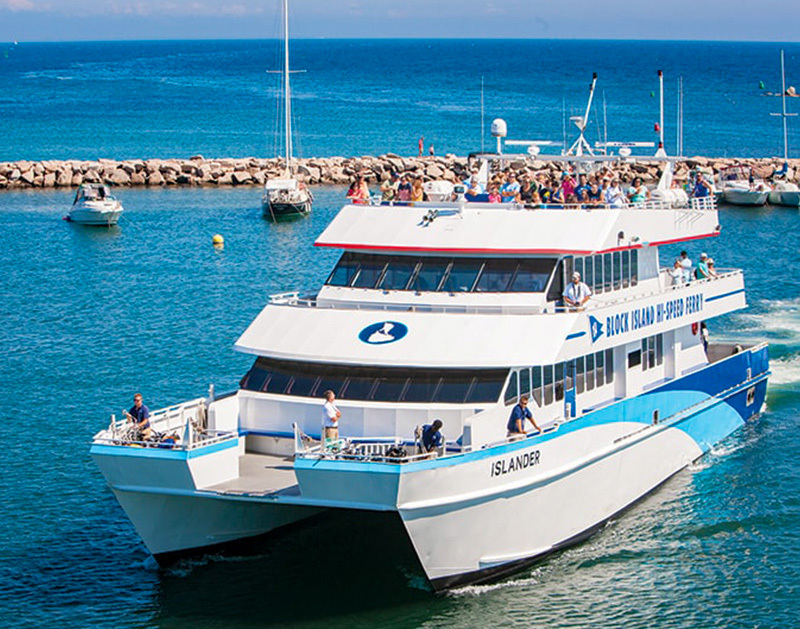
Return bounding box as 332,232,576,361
717,166,770,206
768,181,800,207
67,184,124,225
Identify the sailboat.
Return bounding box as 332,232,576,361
768,49,800,208
261,0,313,221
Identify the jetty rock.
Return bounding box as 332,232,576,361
1,155,799,190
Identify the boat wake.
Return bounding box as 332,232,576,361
767,352,800,386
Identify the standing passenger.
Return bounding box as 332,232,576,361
322,390,341,443
563,272,592,310
679,250,693,282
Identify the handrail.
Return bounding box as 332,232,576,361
268,269,742,316
366,197,716,213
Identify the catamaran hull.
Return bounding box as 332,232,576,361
721,190,769,206
768,190,800,207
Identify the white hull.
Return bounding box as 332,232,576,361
68,201,124,225
721,189,769,206
768,190,800,207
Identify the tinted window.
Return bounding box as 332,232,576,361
543,365,554,405
379,257,417,291
327,252,359,287
441,259,482,292
475,259,517,293
584,256,594,290
243,366,269,392
435,375,474,403
605,349,614,383
613,251,622,290
603,253,613,292
531,366,543,407
316,377,346,399
585,353,595,391
520,368,532,397
631,250,639,286
576,356,585,394
342,376,375,400
504,371,519,405
404,374,440,403
510,258,556,292
594,254,604,294
372,377,408,402
410,258,449,292
621,250,630,288
352,255,386,288
555,362,565,401
288,374,318,397
596,351,605,386
466,375,504,404
628,349,642,368
656,334,664,365
546,260,565,302
265,371,292,394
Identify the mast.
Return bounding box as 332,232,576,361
655,70,666,157
283,0,293,175
481,75,485,153
770,49,796,161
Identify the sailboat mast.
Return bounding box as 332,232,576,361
781,49,788,161
284,0,293,175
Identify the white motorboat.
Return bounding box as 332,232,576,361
767,51,800,207
718,166,770,206
92,181,769,591
768,181,800,207
67,184,124,225
261,0,312,222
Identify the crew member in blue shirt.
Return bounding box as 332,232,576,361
125,392,152,440
421,419,443,452
506,395,541,437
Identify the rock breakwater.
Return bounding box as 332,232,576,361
0,154,797,189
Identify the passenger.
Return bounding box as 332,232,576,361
679,250,693,282
604,178,626,208
565,193,579,207
396,174,412,202
587,181,603,206
692,173,711,198
519,175,537,205
322,390,341,443
695,252,711,279
560,171,577,199
411,177,424,202
506,395,541,438
421,419,444,452
488,184,502,203
463,172,484,196
627,177,650,204
670,259,685,286
500,172,521,202
346,176,370,204
700,321,710,352
574,173,590,201
563,271,592,310
125,393,152,440
707,257,718,278
550,182,565,205
380,172,399,202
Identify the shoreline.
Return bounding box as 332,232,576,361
0,155,797,190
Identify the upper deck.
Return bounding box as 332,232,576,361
314,198,719,257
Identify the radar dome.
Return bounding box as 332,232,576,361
490,118,507,138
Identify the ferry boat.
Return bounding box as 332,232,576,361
67,184,124,225
91,191,769,591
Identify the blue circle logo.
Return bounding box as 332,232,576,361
358,321,408,345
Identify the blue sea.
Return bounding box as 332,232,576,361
1,39,800,160
1,40,799,629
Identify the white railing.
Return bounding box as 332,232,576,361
92,396,238,451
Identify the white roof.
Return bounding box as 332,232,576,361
314,204,720,256
265,178,298,190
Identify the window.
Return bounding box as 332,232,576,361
520,368,532,397
474,259,517,293
575,356,585,394
596,350,605,386
531,366,543,406
352,255,387,288
585,353,595,391
543,365,554,404
603,253,613,292
504,370,519,405
547,259,566,302
656,334,664,366
327,252,359,287
621,250,631,289
574,258,584,284
584,256,594,291
594,254,604,294
628,349,642,368
555,362,565,401
510,258,557,292
631,250,639,286
605,348,614,383
409,258,449,292
378,257,417,291
441,258,482,293
642,335,663,371
241,358,506,404
613,251,622,290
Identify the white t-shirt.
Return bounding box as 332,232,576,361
563,281,592,305
323,400,340,428
680,257,693,281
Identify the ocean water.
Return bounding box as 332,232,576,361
1,40,800,161
0,186,798,628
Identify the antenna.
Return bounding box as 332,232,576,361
655,70,667,157
770,49,797,161
602,90,608,154
481,75,485,153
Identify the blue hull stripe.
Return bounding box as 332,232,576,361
566,331,586,340
706,288,745,302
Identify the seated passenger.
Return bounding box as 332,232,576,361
506,395,541,437
488,184,502,203
563,271,592,310
464,172,484,196
396,174,412,201
500,172,521,202
421,419,444,452
125,393,152,440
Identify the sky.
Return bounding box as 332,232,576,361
1,0,800,42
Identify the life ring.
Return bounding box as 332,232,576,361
691,322,699,335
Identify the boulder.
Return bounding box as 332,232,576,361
109,170,131,185
176,174,194,185
71,173,84,186
232,171,253,185
56,169,73,187
217,172,234,185
426,163,445,179
130,172,146,185
20,169,35,185
147,171,165,186
43,172,56,187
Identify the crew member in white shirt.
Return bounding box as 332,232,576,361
679,250,693,283
322,389,341,442
563,271,592,310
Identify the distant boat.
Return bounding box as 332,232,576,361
261,0,312,222
717,166,770,206
66,184,124,225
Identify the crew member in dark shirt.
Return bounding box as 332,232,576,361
506,395,541,437
125,393,152,440
421,419,443,452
